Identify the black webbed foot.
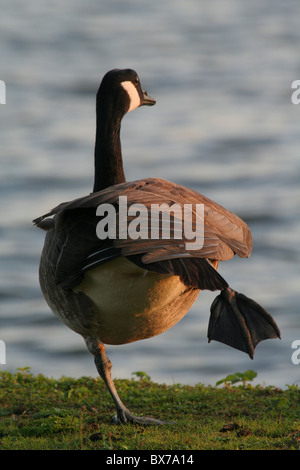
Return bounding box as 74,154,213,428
208,287,280,358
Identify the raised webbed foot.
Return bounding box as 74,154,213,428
208,287,280,358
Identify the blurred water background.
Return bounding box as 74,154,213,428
1,0,300,389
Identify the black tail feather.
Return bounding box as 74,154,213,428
128,255,228,291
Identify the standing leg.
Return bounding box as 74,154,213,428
85,336,170,425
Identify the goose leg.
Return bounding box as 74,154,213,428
208,286,280,358
86,338,170,425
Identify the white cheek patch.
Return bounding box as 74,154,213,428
121,81,141,112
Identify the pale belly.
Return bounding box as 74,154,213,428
74,257,200,345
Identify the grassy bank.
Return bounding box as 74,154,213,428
0,368,299,450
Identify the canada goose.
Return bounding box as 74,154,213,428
34,68,280,425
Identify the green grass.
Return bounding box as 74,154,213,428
0,368,299,450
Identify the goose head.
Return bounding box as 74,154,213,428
96,68,156,119
93,69,156,192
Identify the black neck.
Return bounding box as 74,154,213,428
92,104,126,193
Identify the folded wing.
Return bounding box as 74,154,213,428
33,178,252,291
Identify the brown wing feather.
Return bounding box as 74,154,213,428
33,177,252,290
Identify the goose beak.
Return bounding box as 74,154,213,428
141,90,156,107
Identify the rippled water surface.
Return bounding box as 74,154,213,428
1,0,300,388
